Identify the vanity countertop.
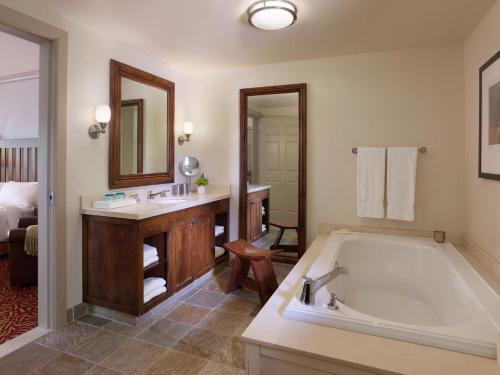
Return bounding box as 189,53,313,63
247,184,271,194
81,186,230,220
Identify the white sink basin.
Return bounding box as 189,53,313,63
149,197,189,205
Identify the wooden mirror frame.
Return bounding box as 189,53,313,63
239,83,307,261
109,59,175,188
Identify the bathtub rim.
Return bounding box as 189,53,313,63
283,231,500,359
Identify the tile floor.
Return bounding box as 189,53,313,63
0,263,293,375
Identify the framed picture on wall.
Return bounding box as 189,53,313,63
479,50,500,180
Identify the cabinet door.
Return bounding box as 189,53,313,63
171,218,194,291
191,215,214,279
248,197,262,241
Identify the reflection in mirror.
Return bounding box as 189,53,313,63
120,77,168,175
247,92,299,253
120,99,143,174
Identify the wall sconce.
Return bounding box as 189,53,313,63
178,121,194,145
88,104,111,139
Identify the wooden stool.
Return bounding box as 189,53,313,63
223,239,281,306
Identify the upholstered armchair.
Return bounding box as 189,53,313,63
8,217,38,287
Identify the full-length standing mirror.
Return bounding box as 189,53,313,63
240,84,307,263
109,59,175,188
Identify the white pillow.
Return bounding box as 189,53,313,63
0,181,38,207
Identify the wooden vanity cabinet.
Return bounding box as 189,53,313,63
170,214,213,290
247,188,270,242
83,198,229,316
248,196,262,241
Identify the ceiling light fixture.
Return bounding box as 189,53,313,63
248,0,297,31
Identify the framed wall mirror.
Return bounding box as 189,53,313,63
239,84,307,263
109,59,175,188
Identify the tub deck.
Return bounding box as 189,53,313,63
242,234,500,375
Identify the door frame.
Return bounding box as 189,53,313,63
0,3,68,338
239,84,307,259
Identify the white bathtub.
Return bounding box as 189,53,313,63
284,232,500,358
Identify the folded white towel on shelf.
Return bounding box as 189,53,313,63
144,286,167,304
387,147,418,221
357,147,386,219
215,225,225,237
144,277,166,296
144,244,158,260
261,207,266,215
144,255,159,268
262,224,266,232
215,246,225,259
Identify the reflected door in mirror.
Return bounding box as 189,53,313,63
120,99,143,174
246,92,300,251
121,77,168,175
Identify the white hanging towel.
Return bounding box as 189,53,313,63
387,147,418,221
357,147,386,219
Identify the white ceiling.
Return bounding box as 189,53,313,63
39,0,495,73
0,30,39,77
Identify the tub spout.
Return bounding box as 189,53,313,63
300,264,349,306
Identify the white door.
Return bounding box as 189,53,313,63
257,116,298,226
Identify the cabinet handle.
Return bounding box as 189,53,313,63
192,219,199,225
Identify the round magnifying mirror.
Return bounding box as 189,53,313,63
179,155,200,176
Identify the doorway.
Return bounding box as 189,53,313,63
0,30,40,344
0,3,67,356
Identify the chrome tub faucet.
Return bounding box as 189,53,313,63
300,263,349,306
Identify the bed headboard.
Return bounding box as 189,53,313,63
0,139,38,182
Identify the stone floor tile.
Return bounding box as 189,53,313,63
77,314,112,327
185,290,225,309
137,318,191,348
173,327,228,360
202,279,226,294
164,303,210,325
104,321,144,337
36,321,99,351
86,366,123,375
0,343,59,375
211,336,246,369
231,315,255,337
199,360,245,375
196,310,246,336
101,338,166,375
67,329,127,363
144,350,207,375
228,288,260,303
33,353,94,375
216,296,260,316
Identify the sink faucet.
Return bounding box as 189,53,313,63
148,189,170,200
300,263,349,306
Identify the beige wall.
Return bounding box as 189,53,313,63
464,0,500,268
189,45,466,245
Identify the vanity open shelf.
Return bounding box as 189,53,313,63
214,211,230,266
82,197,230,316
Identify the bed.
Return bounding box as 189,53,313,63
0,139,38,256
